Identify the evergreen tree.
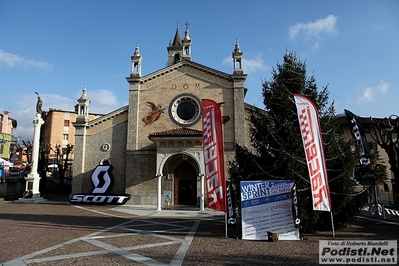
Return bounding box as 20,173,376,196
228,51,368,232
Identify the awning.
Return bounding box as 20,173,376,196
0,158,13,167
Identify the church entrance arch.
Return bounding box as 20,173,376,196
173,161,197,205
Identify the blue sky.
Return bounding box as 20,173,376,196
1,0,398,142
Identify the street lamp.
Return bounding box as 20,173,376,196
384,115,399,133
62,143,74,177
40,143,51,166
49,140,62,170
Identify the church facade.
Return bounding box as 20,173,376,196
71,24,253,209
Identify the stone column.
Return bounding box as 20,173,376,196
156,174,162,210
200,173,205,211
25,113,45,199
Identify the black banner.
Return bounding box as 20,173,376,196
291,183,300,228
226,181,236,225
344,109,371,170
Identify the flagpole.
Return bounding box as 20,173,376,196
330,212,335,238
225,181,228,238
225,212,228,238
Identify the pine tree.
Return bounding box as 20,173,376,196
228,51,368,232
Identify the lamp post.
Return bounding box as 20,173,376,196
52,140,61,168
40,143,51,168
61,143,74,192
50,140,62,189
49,141,73,192
39,142,51,191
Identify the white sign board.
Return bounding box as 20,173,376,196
241,180,300,240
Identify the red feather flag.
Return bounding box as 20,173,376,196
294,94,332,212
202,99,226,212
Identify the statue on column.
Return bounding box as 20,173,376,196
35,92,43,115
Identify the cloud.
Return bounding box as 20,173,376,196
11,93,75,141
12,108,36,142
0,49,53,70
12,89,122,142
222,53,268,74
84,89,120,114
357,80,390,102
16,93,75,112
288,15,337,48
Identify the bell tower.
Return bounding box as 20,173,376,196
130,43,142,77
231,39,247,146
72,84,90,187
182,21,192,61
167,22,192,66
76,84,90,123
232,39,244,75
126,43,142,150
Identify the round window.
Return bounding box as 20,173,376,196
169,93,201,127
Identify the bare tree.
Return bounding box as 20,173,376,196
370,115,399,206
22,140,33,165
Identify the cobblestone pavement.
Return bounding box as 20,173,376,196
1,196,399,265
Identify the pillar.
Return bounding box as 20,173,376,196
25,113,44,197
200,173,205,211
157,174,162,210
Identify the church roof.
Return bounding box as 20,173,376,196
149,127,202,137
171,26,182,46
88,105,128,128
140,59,232,86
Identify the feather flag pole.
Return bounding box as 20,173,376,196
294,94,335,238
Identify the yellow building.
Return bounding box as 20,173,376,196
339,114,397,205
41,101,102,168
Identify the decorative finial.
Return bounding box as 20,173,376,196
79,84,89,101
184,20,191,41
234,38,242,53
134,42,140,56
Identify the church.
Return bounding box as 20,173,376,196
71,23,254,209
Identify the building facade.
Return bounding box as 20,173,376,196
41,100,101,168
340,115,397,205
0,111,18,162
71,24,249,208
70,24,396,209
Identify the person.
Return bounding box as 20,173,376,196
0,166,4,182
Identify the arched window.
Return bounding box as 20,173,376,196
173,53,181,64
